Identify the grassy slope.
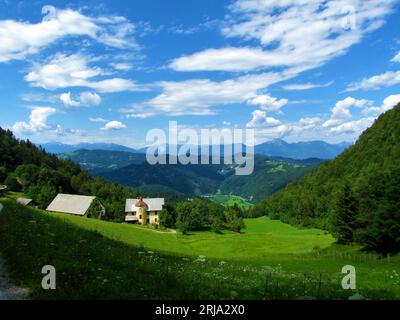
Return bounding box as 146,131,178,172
50,212,335,259
205,194,253,209
1,200,399,299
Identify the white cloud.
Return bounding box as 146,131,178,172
282,81,333,91
60,92,80,108
391,52,400,63
247,110,281,128
25,53,141,93
330,117,375,134
363,94,400,116
122,72,290,117
0,8,138,63
299,117,322,126
222,121,231,126
79,92,102,106
323,97,372,127
110,62,134,71
170,0,395,73
101,121,127,130
346,70,400,91
247,94,288,113
89,117,108,123
12,107,57,135
60,91,101,107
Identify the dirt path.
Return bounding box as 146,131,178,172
0,202,30,300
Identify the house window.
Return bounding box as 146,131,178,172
155,218,158,222
139,215,142,219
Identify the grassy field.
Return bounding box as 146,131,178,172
1,199,399,299
205,194,253,209
50,211,334,259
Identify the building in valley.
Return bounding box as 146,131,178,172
125,197,165,224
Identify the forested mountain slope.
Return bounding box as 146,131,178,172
254,104,400,253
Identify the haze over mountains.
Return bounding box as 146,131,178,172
42,139,350,160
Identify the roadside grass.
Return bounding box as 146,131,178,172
0,199,399,299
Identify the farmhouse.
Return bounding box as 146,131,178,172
0,185,6,196
125,197,164,224
46,193,105,218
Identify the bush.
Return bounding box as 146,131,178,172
4,174,22,192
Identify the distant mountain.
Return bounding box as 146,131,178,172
96,152,321,201
60,149,147,174
39,142,140,154
254,139,351,160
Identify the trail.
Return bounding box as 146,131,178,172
0,202,30,300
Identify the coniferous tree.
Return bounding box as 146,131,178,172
331,183,358,244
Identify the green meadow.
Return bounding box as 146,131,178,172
1,199,399,300
204,194,253,210
50,211,334,259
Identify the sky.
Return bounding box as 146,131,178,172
0,0,400,148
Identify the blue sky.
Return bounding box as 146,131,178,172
0,0,400,147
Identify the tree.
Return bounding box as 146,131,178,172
28,184,57,209
0,166,7,183
159,204,177,229
224,204,245,233
331,183,358,244
4,173,22,191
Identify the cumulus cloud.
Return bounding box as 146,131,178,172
346,70,400,92
0,7,138,63
247,95,288,113
60,92,80,107
60,91,102,108
363,94,400,116
25,53,141,93
323,97,372,127
170,0,395,73
80,92,102,106
12,107,57,135
101,120,127,130
122,72,290,117
246,110,281,128
330,117,375,134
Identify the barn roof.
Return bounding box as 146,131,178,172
125,198,165,212
46,194,96,216
16,198,33,206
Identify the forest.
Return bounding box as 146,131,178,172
248,104,400,253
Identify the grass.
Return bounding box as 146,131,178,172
205,194,253,209
50,212,335,259
1,199,399,299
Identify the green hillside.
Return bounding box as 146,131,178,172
94,153,320,201
0,127,139,221
1,200,399,299
60,149,147,174
257,104,400,253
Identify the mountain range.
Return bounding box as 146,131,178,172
62,149,323,202
42,139,350,160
